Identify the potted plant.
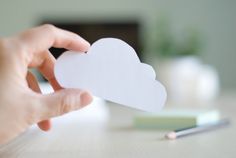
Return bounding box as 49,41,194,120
151,18,219,104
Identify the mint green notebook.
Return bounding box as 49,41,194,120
134,109,220,130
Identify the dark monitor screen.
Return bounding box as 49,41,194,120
42,21,142,59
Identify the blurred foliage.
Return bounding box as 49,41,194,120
153,17,204,58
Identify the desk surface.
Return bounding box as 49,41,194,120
0,92,236,158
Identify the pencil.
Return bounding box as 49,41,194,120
165,119,230,140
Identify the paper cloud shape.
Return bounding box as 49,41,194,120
55,38,167,112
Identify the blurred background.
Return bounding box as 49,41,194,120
0,0,235,104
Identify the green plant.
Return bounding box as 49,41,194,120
153,18,203,58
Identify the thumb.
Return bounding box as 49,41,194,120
38,89,93,121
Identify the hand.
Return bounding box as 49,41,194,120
0,24,93,145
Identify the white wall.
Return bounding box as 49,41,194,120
0,0,235,90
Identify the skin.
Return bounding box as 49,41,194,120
0,24,93,145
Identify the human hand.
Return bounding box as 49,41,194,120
0,24,93,145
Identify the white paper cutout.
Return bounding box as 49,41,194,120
54,38,167,112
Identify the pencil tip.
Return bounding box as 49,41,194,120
165,132,176,140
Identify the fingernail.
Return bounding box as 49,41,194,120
77,35,90,48
80,91,93,106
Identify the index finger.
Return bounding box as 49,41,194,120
17,24,90,60
15,24,90,88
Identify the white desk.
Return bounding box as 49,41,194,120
0,91,235,158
